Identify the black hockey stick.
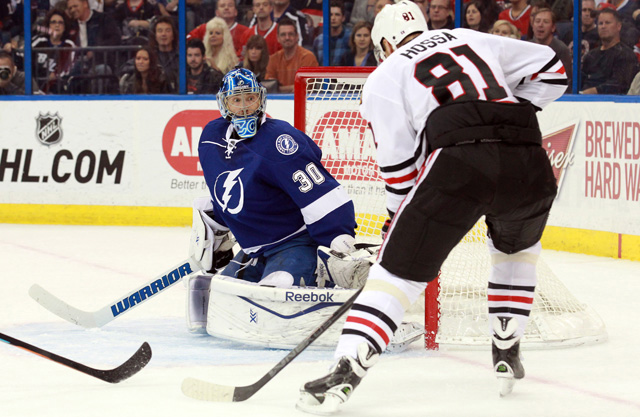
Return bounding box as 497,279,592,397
0,332,152,383
181,287,363,402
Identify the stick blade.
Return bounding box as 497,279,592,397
96,341,153,383
181,377,238,402
29,284,102,328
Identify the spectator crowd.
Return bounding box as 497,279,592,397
2,0,640,95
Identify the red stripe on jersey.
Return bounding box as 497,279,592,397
346,316,390,344
556,66,566,74
488,295,534,304
384,169,418,185
531,73,539,81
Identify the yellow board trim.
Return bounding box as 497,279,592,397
0,204,192,227
1,204,639,261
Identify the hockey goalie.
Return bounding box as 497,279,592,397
182,69,422,352
186,196,423,351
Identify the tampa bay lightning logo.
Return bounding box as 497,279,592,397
213,168,245,214
275,134,298,155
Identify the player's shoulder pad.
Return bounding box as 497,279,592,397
258,118,312,161
200,117,231,143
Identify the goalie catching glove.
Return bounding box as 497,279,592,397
189,196,235,274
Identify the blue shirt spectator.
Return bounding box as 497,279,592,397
313,0,351,66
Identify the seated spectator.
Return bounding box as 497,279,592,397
0,50,42,94
490,19,522,39
498,0,531,39
188,0,251,59
113,0,161,44
216,0,250,58
349,0,376,25
204,16,239,74
525,0,551,40
186,38,223,94
313,0,351,66
149,16,179,92
268,0,312,47
339,20,376,66
550,0,573,23
66,0,122,93
265,17,318,93
476,0,503,28
67,0,121,50
1,0,23,69
32,9,76,94
581,8,639,94
409,0,429,23
428,0,454,30
373,0,393,17
463,0,493,33
120,46,169,93
240,0,282,56
562,0,600,54
242,34,270,81
627,70,640,94
605,0,640,48
159,0,204,33
530,8,572,92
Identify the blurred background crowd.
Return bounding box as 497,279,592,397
1,0,640,95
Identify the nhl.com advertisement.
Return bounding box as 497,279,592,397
0,99,638,236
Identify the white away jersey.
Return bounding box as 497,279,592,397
360,28,567,214
198,116,357,256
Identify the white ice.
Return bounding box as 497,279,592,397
1,224,639,417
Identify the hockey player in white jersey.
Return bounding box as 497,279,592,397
297,1,568,413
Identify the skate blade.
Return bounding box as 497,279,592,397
296,392,343,415
498,377,516,397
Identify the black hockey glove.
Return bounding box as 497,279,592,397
381,210,395,240
209,248,234,274
381,218,391,240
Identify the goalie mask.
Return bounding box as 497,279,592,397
372,0,428,64
217,68,267,138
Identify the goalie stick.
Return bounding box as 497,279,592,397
0,332,152,383
181,287,363,402
29,257,200,328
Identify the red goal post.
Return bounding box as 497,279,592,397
294,67,607,350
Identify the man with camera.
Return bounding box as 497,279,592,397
0,50,25,94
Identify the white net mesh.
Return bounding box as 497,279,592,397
296,71,607,349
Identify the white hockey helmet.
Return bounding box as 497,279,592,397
372,0,428,63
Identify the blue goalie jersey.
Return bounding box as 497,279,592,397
198,116,357,256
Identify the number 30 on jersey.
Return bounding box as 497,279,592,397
293,163,326,192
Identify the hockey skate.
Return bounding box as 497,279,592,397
297,343,379,415
492,316,525,397
386,321,425,353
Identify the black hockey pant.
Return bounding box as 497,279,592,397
379,143,558,283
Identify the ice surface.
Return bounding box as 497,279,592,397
1,224,639,417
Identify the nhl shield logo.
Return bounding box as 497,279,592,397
36,112,63,145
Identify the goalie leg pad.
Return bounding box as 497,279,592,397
186,274,213,334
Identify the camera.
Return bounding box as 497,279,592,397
0,66,12,81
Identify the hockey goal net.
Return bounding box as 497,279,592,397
294,67,607,350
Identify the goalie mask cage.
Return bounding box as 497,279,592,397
294,67,607,350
